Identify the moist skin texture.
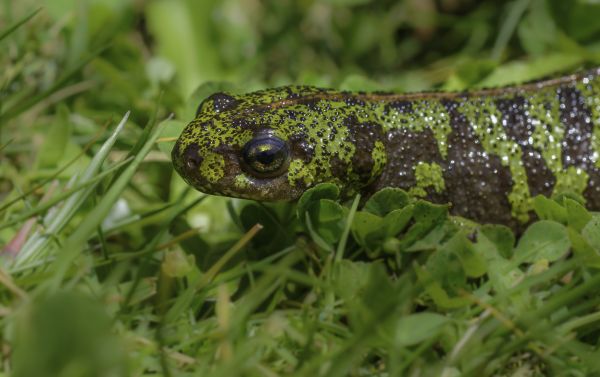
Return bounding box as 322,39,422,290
172,68,600,229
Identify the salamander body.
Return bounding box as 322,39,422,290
172,68,600,228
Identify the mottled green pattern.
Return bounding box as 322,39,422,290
172,68,600,228
409,162,445,198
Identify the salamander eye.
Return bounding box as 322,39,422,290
241,136,290,178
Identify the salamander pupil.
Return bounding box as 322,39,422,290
242,136,290,178
256,149,276,164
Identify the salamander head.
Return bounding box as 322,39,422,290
171,86,388,201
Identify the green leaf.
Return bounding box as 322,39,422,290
305,212,335,253
383,205,414,237
404,223,449,252
333,260,381,303
553,191,586,206
565,198,592,232
364,188,410,217
342,261,396,332
414,263,470,309
306,199,346,246
399,201,449,251
446,59,497,90
394,313,450,346
351,211,385,251
297,183,340,218
442,232,487,278
514,220,571,264
477,53,584,88
532,195,568,223
425,243,467,294
473,233,531,312
339,74,384,92
414,200,449,223
479,224,515,259
568,228,600,268
582,216,600,251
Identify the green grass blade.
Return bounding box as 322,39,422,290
335,193,360,263
44,114,163,291
12,112,129,268
491,0,531,61
0,7,41,42
0,45,109,121
0,157,132,231
0,129,105,214
0,138,12,153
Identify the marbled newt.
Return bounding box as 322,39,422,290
172,68,600,229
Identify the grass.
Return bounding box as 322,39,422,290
2,0,600,376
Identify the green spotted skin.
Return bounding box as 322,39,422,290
172,68,600,229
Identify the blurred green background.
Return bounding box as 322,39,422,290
2,0,600,375
4,0,600,223
4,0,600,125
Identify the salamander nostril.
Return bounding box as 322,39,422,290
183,144,203,172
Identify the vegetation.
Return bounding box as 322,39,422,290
2,0,600,376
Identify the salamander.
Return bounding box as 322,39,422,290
171,68,600,228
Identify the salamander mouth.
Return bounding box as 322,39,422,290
211,173,304,201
